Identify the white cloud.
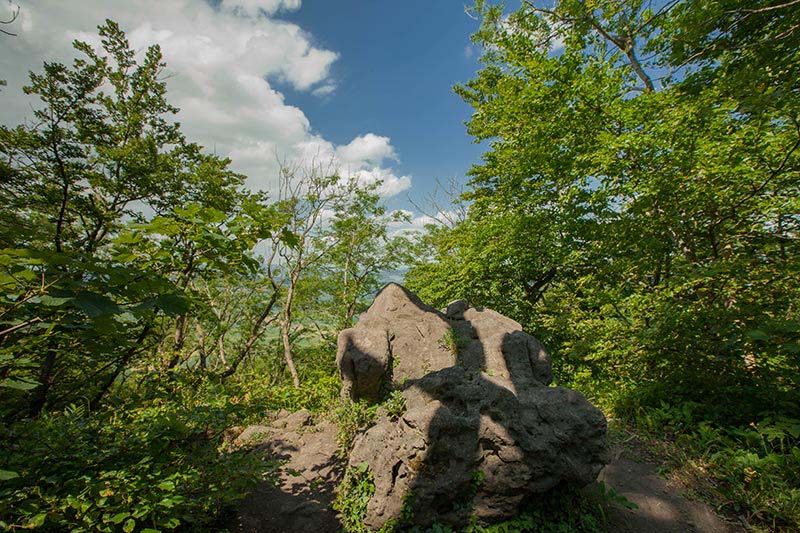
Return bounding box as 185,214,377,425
221,0,301,17
0,0,411,198
353,168,411,197
312,83,337,98
387,210,458,237
336,134,398,167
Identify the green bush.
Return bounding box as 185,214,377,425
0,397,265,532
333,400,379,455
333,462,375,533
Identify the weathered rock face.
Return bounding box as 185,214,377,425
231,410,343,533
336,283,607,529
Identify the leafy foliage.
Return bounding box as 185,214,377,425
409,0,800,419
2,2,799,530
0,19,399,531
0,395,264,532
333,461,376,533
634,403,800,530
333,399,379,456
408,1,800,528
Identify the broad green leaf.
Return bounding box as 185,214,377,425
746,329,770,341
155,294,189,317
109,512,129,524
280,228,299,249
38,294,73,307
75,291,122,318
0,378,39,390
0,470,19,480
27,513,47,528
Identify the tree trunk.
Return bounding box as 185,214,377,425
29,347,57,417
195,320,207,370
281,277,301,388
281,319,301,388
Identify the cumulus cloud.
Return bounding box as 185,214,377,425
221,0,301,17
353,168,411,198
0,0,411,198
387,210,460,237
336,134,398,167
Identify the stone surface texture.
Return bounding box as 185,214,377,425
336,283,608,529
230,410,344,533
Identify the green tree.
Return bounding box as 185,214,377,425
408,0,800,418
311,185,412,332
0,20,255,416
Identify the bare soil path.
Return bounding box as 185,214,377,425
598,447,742,533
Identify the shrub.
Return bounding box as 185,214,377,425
0,398,265,531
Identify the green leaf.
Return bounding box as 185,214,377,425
280,227,300,249
155,294,189,317
0,378,39,390
156,480,175,491
745,329,770,341
75,291,122,317
620,497,639,510
357,461,369,473
123,518,136,533
0,470,19,480
27,513,47,527
109,512,129,524
38,294,73,307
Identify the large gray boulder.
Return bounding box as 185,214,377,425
335,284,607,529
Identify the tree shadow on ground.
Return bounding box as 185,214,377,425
228,427,344,533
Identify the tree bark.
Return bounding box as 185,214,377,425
280,278,301,388
29,347,57,417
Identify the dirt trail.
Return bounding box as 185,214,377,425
230,417,740,532
598,447,742,533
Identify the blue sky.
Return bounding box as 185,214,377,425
280,1,486,208
0,0,501,219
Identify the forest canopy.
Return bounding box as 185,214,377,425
409,0,800,419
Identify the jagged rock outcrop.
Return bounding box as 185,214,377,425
336,283,607,529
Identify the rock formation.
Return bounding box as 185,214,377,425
230,410,344,533
336,283,607,529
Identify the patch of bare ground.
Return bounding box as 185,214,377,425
596,421,745,533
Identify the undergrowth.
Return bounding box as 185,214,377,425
629,402,800,532
0,398,265,532
333,462,376,533
0,344,339,532
333,389,406,456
